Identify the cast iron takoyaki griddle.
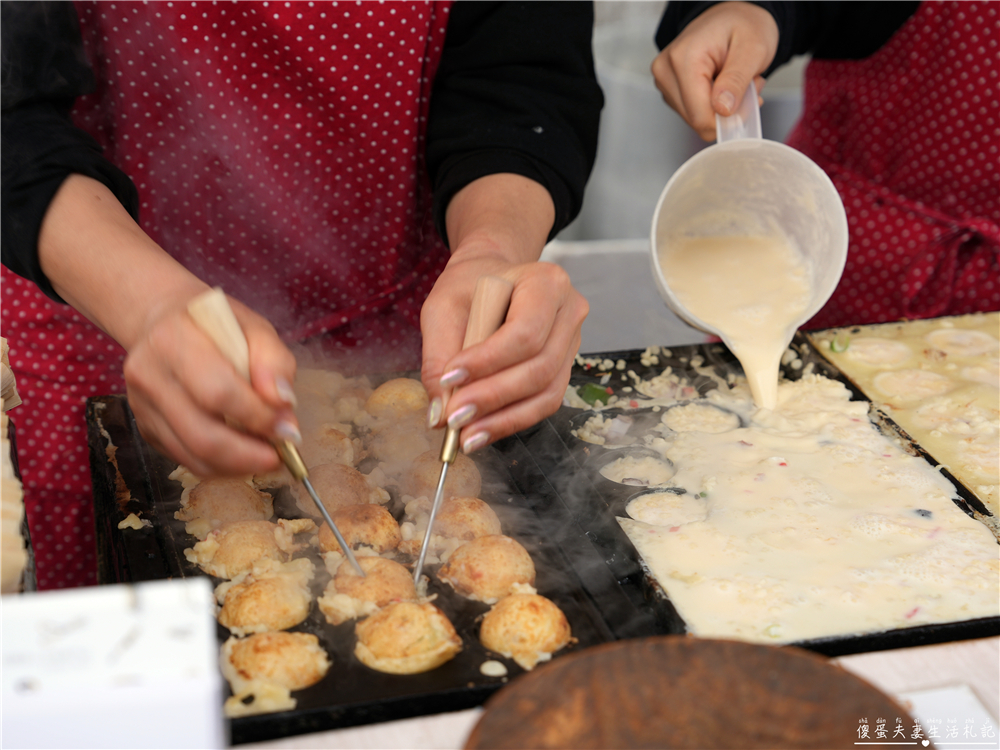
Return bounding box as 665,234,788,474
87,391,617,745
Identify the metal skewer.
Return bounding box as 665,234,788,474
274,438,365,576
412,276,513,585
187,287,365,576
412,426,461,584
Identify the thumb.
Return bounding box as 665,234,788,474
710,36,771,117
710,67,755,118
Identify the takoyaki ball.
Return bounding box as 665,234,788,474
298,424,357,469
317,504,401,556
365,377,429,421
430,496,502,541
480,593,573,671
404,449,482,500
398,496,501,558
437,535,535,603
175,477,274,539
184,518,315,579
354,601,462,675
368,423,433,467
216,558,315,636
252,464,293,491
294,368,348,402
221,631,330,717
290,463,388,518
168,464,202,490
318,556,418,626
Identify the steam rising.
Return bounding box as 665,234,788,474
72,3,446,376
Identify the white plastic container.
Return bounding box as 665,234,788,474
650,84,848,341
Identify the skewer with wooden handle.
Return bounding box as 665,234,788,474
187,287,365,576
412,275,514,585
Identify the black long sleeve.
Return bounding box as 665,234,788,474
427,1,603,246
2,1,603,298
655,2,921,76
1,1,139,302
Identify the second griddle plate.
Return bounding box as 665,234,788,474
521,335,999,658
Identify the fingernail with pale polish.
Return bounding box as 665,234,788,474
426,397,443,429
718,90,736,115
463,431,490,454
447,404,477,430
275,377,297,407
440,367,469,388
275,419,302,445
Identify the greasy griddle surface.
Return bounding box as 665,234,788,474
529,334,999,656
87,395,618,744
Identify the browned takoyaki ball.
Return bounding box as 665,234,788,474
294,368,349,402
216,559,314,636
185,518,314,579
428,496,501,541
298,424,356,469
290,462,386,517
354,601,462,674
403,449,482,500
220,631,331,717
398,496,502,558
223,631,330,692
437,534,535,603
367,424,437,467
317,504,401,556
318,556,418,626
480,593,573,671
175,478,274,538
365,377,429,420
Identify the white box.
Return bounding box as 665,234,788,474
2,577,225,749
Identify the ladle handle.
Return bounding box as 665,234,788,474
715,81,762,143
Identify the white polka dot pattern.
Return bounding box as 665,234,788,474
1,267,127,589
785,2,1000,329
4,1,452,589
71,0,451,344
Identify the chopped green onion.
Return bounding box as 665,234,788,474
830,334,850,353
578,382,611,406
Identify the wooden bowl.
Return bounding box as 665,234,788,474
465,637,918,749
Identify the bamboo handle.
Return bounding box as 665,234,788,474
187,287,250,380
439,276,513,464
462,276,514,350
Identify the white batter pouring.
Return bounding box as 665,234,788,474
658,235,811,410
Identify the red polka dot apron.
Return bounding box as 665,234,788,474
785,1,1000,329
1,0,452,589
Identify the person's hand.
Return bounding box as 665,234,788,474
420,174,588,454
39,175,299,477
124,294,299,477
651,2,778,141
421,256,587,454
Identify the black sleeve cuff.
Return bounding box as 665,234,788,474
427,1,602,249
1,100,139,302
655,1,808,77
431,150,574,249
